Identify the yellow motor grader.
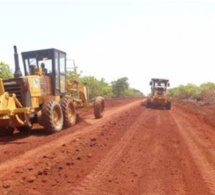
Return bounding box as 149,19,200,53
146,78,171,110
0,46,104,135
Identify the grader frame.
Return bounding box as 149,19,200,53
0,46,104,135
146,78,171,110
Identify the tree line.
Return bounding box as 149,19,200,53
67,71,143,99
0,62,13,79
168,82,215,101
0,61,143,99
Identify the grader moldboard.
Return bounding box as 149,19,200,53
0,46,104,135
146,78,171,110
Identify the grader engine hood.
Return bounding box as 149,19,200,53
0,78,34,128
2,78,31,107
154,86,166,96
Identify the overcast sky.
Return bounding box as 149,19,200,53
0,0,215,94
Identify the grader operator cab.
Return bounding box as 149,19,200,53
22,48,67,96
146,78,171,110
0,46,104,135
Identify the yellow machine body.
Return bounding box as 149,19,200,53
0,82,33,128
0,46,104,134
0,73,55,128
150,86,168,106
65,65,92,108
146,78,171,109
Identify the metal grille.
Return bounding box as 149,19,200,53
157,88,164,95
3,80,23,104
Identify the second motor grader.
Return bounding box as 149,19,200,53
146,78,171,110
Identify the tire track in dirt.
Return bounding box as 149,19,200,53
75,107,209,195
174,108,215,155
170,112,215,195
0,101,141,180
0,99,140,165
1,100,214,195
133,109,187,195
64,109,152,195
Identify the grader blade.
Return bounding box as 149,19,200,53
0,89,33,129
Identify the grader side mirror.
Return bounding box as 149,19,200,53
150,81,152,85
168,83,170,87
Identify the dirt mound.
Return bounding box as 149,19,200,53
174,99,215,128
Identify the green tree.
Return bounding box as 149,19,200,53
66,69,142,99
168,82,215,101
66,69,82,80
0,62,13,79
99,78,113,98
126,88,143,97
184,83,199,99
80,76,113,99
168,84,200,99
168,85,185,98
199,82,215,100
111,77,129,97
200,82,215,94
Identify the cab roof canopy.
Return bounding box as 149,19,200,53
21,48,66,60
151,78,169,83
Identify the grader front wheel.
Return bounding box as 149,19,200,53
17,114,32,133
60,98,76,128
2,128,15,136
94,96,105,119
42,100,64,134
17,126,32,133
166,101,171,110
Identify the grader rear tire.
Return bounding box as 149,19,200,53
166,101,171,110
42,100,63,134
146,99,151,108
60,98,76,128
94,96,105,119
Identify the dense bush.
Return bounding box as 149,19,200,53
168,82,215,101
0,62,143,99
80,76,113,99
67,71,143,99
0,62,13,79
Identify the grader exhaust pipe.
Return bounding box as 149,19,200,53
13,45,22,78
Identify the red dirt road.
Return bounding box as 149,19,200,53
1,99,215,195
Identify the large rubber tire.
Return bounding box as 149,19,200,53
2,128,15,136
94,96,105,119
166,101,171,110
42,100,63,134
17,126,32,133
60,98,76,128
141,101,145,106
146,99,151,108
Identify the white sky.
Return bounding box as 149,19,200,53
0,0,215,94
